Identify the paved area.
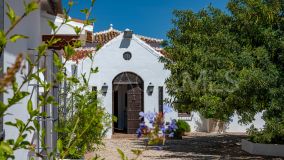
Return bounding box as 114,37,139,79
85,133,283,160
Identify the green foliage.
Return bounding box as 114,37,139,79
173,120,190,139
9,34,28,43
164,0,284,143
117,148,128,160
117,148,143,160
176,120,190,133
0,31,7,52
57,54,111,159
247,123,284,144
74,26,82,35
47,20,58,32
24,1,39,14
5,2,17,25
0,0,111,159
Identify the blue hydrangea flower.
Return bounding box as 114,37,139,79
136,128,142,138
160,126,166,133
144,111,156,123
168,132,174,138
163,103,173,114
136,122,148,138
139,111,145,118
170,119,177,130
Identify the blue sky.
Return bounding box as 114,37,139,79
62,0,228,39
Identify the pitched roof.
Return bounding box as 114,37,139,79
93,25,163,46
71,25,166,62
57,14,94,26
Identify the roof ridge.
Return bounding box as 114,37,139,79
93,26,163,42
135,34,163,42
93,28,122,35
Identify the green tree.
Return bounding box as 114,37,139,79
163,0,284,143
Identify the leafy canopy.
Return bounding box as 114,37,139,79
163,0,284,125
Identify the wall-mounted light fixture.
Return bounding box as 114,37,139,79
101,83,108,95
147,82,154,95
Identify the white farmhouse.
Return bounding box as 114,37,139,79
65,25,265,138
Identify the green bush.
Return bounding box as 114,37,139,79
57,70,111,159
174,120,190,139
176,120,191,132
248,121,284,144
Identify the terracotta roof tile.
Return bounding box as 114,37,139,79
71,27,166,62
154,48,168,56
93,27,163,46
93,30,120,45
69,48,96,63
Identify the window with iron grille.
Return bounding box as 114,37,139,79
71,64,77,77
158,86,163,113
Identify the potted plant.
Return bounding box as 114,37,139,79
174,120,191,139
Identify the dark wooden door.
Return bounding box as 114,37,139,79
127,84,143,134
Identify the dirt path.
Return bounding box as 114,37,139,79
85,133,283,160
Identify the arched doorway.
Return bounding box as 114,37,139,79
112,72,144,134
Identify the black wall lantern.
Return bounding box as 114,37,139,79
101,83,108,95
147,82,154,95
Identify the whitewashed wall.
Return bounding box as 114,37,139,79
40,13,93,35
179,112,264,133
0,0,4,137
225,112,264,132
3,0,40,159
65,33,175,138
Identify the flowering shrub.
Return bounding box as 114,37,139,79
136,104,177,146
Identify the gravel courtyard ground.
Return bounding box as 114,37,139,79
85,133,283,160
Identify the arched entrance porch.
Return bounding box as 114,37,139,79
112,72,144,134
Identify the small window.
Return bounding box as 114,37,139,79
178,112,191,117
178,112,192,121
123,52,132,60
86,31,93,43
71,64,77,77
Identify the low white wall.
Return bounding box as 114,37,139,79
242,139,284,157
179,112,264,133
